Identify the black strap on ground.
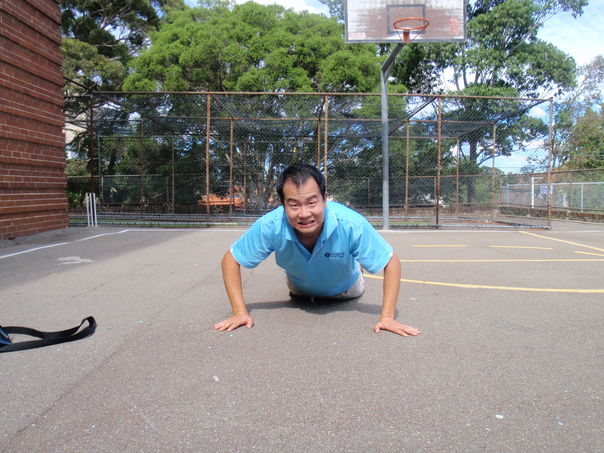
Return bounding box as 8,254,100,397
0,317,96,353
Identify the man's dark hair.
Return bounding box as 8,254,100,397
277,163,326,203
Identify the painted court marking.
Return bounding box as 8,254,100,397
0,228,243,260
364,273,604,294
0,229,130,260
520,231,604,253
400,258,604,263
2,227,602,293
382,230,604,294
412,244,467,248
574,251,604,257
489,245,552,250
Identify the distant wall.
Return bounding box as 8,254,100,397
0,0,68,240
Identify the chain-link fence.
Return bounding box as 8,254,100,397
65,91,576,228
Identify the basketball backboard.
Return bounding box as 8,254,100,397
345,0,466,43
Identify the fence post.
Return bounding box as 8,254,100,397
491,123,497,214
88,96,96,195
205,94,212,215
229,118,234,217
139,120,145,205
171,138,175,213
455,139,460,216
316,114,321,167
85,193,97,227
405,121,410,217
243,138,248,215
323,95,329,180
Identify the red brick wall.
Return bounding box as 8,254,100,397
0,0,68,240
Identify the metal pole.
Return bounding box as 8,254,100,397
405,121,410,217
86,193,91,226
92,193,97,227
436,96,442,226
492,123,497,214
139,121,145,204
547,98,553,227
380,43,404,230
229,119,234,217
205,94,211,215
316,118,321,167
88,97,96,195
323,95,329,180
456,139,460,216
243,138,248,215
171,138,175,213
367,178,371,214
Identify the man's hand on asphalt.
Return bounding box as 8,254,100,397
213,313,254,332
373,317,420,337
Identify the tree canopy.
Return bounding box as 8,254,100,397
549,56,604,168
61,0,186,93
123,2,381,92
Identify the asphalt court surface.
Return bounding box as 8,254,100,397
1,222,603,452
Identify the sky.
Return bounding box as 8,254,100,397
229,0,603,66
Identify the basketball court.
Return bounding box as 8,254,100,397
1,222,602,452
2,0,601,451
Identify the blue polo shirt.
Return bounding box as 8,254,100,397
230,201,393,296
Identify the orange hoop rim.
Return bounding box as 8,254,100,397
393,17,430,32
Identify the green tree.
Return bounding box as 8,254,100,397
61,0,185,94
121,3,383,209
549,56,604,168
123,2,380,92
565,106,604,169
61,0,188,192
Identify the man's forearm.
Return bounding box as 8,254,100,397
380,253,401,318
221,250,249,315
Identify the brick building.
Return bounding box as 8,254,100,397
0,0,68,240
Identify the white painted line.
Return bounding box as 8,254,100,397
0,242,70,260
74,229,131,242
0,229,130,260
0,228,245,261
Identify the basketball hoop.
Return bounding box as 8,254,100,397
393,17,430,43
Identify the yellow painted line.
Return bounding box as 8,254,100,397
364,273,604,294
400,259,604,263
574,251,604,257
412,244,467,248
520,231,604,253
489,245,553,250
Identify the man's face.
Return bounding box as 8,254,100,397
282,177,327,243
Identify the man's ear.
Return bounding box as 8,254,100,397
323,192,328,202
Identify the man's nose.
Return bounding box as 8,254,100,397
298,205,311,217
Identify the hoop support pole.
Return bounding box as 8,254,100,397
380,43,404,230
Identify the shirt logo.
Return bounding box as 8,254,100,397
324,251,345,258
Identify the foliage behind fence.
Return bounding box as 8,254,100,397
65,91,592,228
